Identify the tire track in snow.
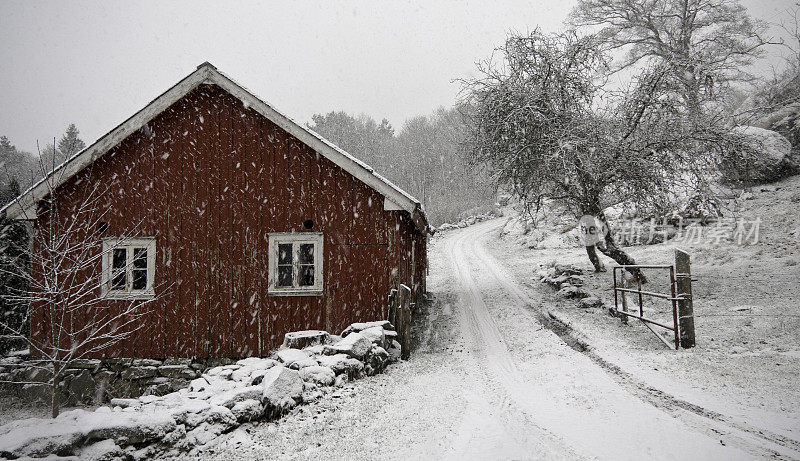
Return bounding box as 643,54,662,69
443,226,583,460
464,218,800,460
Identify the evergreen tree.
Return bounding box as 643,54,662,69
57,123,86,159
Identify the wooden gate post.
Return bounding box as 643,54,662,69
674,249,695,348
398,284,412,360
387,289,398,326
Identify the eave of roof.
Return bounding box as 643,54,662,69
2,62,428,231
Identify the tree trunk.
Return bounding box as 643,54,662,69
51,371,60,418
585,244,605,272
596,214,648,283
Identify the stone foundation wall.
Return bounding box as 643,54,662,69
0,356,238,405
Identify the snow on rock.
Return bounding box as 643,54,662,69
208,385,262,409
282,330,330,349
324,332,372,359
0,321,400,459
360,326,387,349
261,366,303,414
726,126,796,182
231,399,263,423
276,348,311,367
341,320,395,337
236,357,278,370
316,353,365,379
299,365,336,386
78,438,123,461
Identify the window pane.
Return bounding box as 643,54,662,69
298,243,314,264
299,265,314,287
132,269,147,290
112,248,126,269
278,243,293,265
112,270,126,291
277,265,293,287
133,248,147,269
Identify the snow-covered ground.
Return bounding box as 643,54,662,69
193,214,799,459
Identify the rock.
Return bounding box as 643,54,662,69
230,366,255,382
208,385,262,409
78,439,122,461
161,424,187,445
276,348,311,367
69,359,102,371
283,330,330,349
341,320,394,337
236,357,278,370
578,296,603,309
360,326,387,348
334,375,347,387
325,332,372,359
230,399,263,423
303,344,326,356
189,377,210,393
162,358,192,366
554,264,584,276
184,421,229,447
0,422,84,458
143,377,172,396
567,275,585,287
557,285,589,299
131,359,162,368
299,365,335,386
67,369,97,404
316,354,364,379
261,366,303,414
248,369,271,386
84,411,177,446
301,382,323,403
724,126,796,182
121,366,158,380
366,346,389,375
109,398,140,408
291,358,319,370
104,358,132,372
387,340,402,362
158,365,198,379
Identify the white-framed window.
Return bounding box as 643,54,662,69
101,237,156,299
268,233,323,296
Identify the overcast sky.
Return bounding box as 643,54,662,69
1,0,796,154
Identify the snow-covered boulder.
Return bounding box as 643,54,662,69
231,399,263,423
276,348,311,367
283,330,330,349
299,365,335,386
387,340,402,362
236,357,278,369
208,385,262,409
360,326,387,348
723,126,795,183
260,366,303,413
78,438,123,461
341,320,394,337
316,354,364,379
578,296,604,309
324,332,372,359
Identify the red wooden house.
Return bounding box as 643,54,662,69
2,62,428,359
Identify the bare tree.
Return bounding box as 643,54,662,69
462,30,714,279
0,152,162,418
570,0,772,119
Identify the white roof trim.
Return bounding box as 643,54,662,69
3,63,426,229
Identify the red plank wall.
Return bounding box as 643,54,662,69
31,84,427,359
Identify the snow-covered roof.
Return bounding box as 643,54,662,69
2,62,427,230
